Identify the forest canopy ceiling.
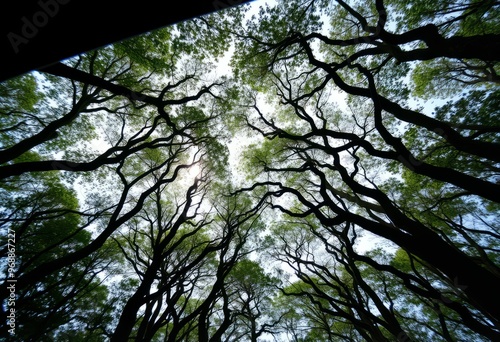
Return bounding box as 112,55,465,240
1,0,499,341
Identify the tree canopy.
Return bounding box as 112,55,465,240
1,0,499,341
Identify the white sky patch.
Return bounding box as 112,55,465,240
185,161,203,181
